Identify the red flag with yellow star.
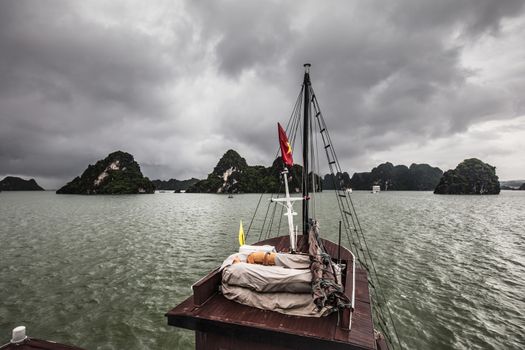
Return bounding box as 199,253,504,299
278,122,293,167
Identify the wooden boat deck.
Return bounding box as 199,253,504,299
166,235,380,350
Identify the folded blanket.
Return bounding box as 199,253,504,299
222,263,312,293
221,283,328,317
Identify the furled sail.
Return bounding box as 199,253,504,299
309,221,351,312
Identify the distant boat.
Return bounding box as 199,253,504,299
165,64,401,350
372,185,380,193
1,326,86,350
345,188,353,194
228,194,234,198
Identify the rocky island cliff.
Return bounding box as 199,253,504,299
151,178,200,191
186,149,315,193
188,150,448,193
57,151,155,194
500,180,525,190
184,150,508,195
0,176,44,191
323,163,443,191
434,158,500,195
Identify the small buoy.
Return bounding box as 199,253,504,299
10,326,27,344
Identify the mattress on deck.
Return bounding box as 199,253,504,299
222,262,312,293
220,252,330,317
221,283,327,317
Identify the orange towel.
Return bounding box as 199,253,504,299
247,251,276,265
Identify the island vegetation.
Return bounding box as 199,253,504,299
434,158,500,195
152,178,200,191
499,180,525,190
187,150,445,193
56,151,155,194
186,150,321,194
0,176,44,191
30,149,509,195
327,163,443,191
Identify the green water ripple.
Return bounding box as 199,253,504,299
0,191,524,349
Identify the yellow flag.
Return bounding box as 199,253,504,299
238,220,245,246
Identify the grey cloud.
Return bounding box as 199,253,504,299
389,0,525,37
0,1,200,183
197,0,524,165
187,1,295,77
1,0,525,188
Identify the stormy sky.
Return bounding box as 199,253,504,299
1,0,525,189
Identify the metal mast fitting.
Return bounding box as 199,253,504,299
271,168,303,252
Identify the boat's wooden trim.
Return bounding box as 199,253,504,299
168,295,374,350
191,319,372,350
192,267,221,307
376,336,389,350
0,339,86,350
341,260,354,330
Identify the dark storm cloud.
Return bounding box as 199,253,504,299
187,1,295,77
189,0,524,164
0,0,199,185
1,0,524,188
390,0,525,36
0,2,177,112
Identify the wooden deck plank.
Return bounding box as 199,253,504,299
355,268,372,304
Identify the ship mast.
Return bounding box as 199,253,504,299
302,63,311,236
270,64,311,250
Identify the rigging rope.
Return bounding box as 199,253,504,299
246,77,403,350
310,86,404,350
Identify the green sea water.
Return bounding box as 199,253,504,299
0,191,524,349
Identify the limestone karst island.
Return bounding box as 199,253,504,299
434,158,500,195
0,176,44,191
56,151,155,194
185,150,498,195
1,150,506,196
